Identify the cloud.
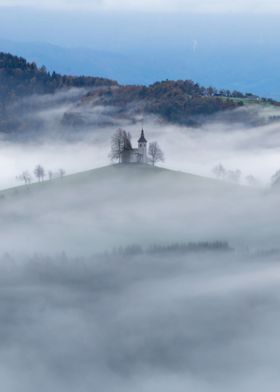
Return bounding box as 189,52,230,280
0,250,280,391
0,0,280,13
2,90,280,190
0,90,280,391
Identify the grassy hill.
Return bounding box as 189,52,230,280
0,163,261,256
0,163,233,199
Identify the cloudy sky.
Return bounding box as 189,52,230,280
0,0,279,13
0,0,278,98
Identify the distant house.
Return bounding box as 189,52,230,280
245,93,260,101
121,129,148,164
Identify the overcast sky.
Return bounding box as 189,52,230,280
0,0,279,13
0,0,278,96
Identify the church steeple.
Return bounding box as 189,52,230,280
138,128,148,163
138,129,147,143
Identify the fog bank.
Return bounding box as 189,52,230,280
0,250,279,391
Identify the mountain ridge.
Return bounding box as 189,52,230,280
1,37,280,100
0,51,278,137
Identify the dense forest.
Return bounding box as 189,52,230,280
0,52,117,100
0,51,277,136
77,80,244,126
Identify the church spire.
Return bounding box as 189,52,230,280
138,128,147,143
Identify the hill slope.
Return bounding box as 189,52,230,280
0,163,263,255
0,163,234,199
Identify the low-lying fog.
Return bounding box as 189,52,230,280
1,250,280,392
0,100,280,391
1,105,280,189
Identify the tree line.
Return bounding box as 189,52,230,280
212,163,280,187
17,165,66,185
112,241,232,256
0,52,117,100
1,52,278,136
0,52,118,134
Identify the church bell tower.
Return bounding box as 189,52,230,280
138,129,148,163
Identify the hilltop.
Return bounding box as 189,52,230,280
0,52,278,138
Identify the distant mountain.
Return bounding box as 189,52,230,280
0,52,117,99
0,39,131,82
63,80,243,128
1,38,280,100
0,52,118,135
0,52,278,138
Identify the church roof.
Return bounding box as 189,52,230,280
138,129,147,143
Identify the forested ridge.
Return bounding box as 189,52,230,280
0,52,117,102
80,80,244,125
0,51,277,135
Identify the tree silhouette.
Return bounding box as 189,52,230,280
17,171,31,185
148,142,164,166
58,169,66,178
34,165,45,182
110,128,132,163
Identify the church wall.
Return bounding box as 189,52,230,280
121,149,139,164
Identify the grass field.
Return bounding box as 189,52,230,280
0,163,229,200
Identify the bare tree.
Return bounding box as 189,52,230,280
148,142,164,166
17,171,31,185
213,164,241,184
48,171,53,181
34,165,45,182
246,175,259,187
212,164,227,180
58,169,66,179
124,132,132,150
227,169,242,184
110,128,125,163
110,128,132,163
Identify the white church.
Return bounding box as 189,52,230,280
121,129,148,164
